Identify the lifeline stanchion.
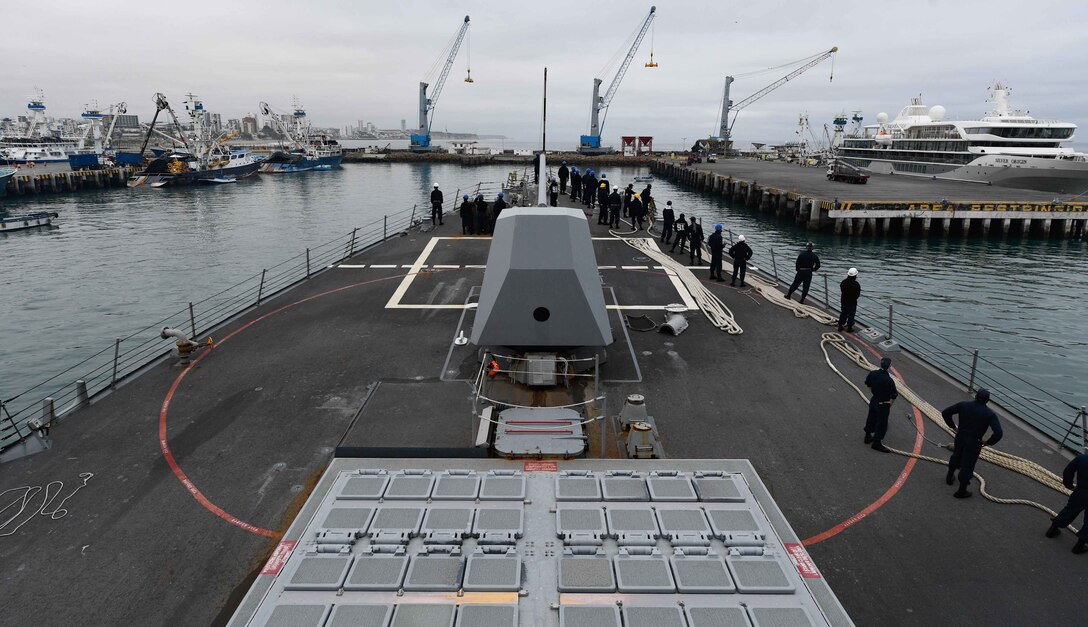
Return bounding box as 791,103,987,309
383,215,388,240
257,269,266,305
110,338,121,389
348,227,358,257
887,304,894,339
188,302,196,339
967,349,979,392
306,248,311,279
769,248,779,280
823,274,830,308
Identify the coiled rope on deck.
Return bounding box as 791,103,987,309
819,331,1076,528
615,235,743,335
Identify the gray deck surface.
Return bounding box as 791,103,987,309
0,195,1083,626
691,159,1071,202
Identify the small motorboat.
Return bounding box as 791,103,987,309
198,177,237,184
1,211,59,233
634,175,654,183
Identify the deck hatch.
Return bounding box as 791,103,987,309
747,606,816,627
325,604,394,627
479,471,526,500
383,471,436,500
622,606,687,627
463,552,523,591
258,604,331,627
605,508,660,536
402,554,465,591
685,606,753,627
433,471,481,500
557,554,616,592
559,605,622,627
454,604,518,627
320,506,375,532
613,552,676,592
421,507,475,536
344,555,410,591
555,472,601,501
389,604,456,627
282,555,352,591
646,474,698,501
655,508,712,537
670,554,736,593
472,507,524,536
693,473,746,502
725,552,796,594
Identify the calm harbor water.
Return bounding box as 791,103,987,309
2,162,1085,440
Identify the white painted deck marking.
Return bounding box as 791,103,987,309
338,264,368,268
385,236,442,309
621,265,649,270
370,264,398,269
432,264,461,269
647,238,700,310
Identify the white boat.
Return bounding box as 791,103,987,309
838,83,1088,194
0,211,58,232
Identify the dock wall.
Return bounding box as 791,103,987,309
3,167,136,197
651,160,1088,239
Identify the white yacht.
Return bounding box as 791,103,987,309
838,83,1088,193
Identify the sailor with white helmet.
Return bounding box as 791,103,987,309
728,234,753,287
429,183,444,226
838,267,861,332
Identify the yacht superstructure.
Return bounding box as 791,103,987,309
839,83,1088,193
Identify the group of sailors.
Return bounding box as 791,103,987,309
428,183,510,235
554,162,653,231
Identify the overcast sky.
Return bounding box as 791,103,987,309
5,0,1088,147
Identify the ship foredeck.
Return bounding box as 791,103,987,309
0,194,1083,626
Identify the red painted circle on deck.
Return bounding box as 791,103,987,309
158,272,418,536
801,336,925,546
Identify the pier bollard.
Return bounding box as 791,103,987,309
75,380,89,409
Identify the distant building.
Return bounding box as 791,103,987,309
400,119,406,132
241,115,258,136
227,118,241,132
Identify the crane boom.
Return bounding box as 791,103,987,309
413,15,470,150
718,46,837,147
580,5,656,152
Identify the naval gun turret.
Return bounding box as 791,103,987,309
470,157,614,457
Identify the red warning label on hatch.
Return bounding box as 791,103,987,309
523,461,558,472
785,543,821,578
261,540,297,575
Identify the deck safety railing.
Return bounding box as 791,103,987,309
0,192,476,454
720,227,1086,452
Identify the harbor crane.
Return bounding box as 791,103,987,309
411,15,472,152
579,5,657,154
712,46,837,151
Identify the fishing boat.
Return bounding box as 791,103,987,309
0,211,58,232
257,98,343,173
0,90,82,166
128,93,260,188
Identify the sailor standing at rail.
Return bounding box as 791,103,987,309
430,183,444,226
941,389,1003,499
474,193,490,235
558,161,569,193
597,178,611,224
1046,452,1088,554
864,357,898,452
459,194,474,235
569,167,581,201
670,214,688,254
660,201,675,244
689,218,705,265
785,242,821,304
549,178,560,207
608,187,622,228
707,224,725,281
838,268,861,332
728,235,752,287
583,170,597,209
629,193,645,231
623,183,634,217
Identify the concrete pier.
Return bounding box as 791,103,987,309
651,159,1088,239
3,166,136,197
